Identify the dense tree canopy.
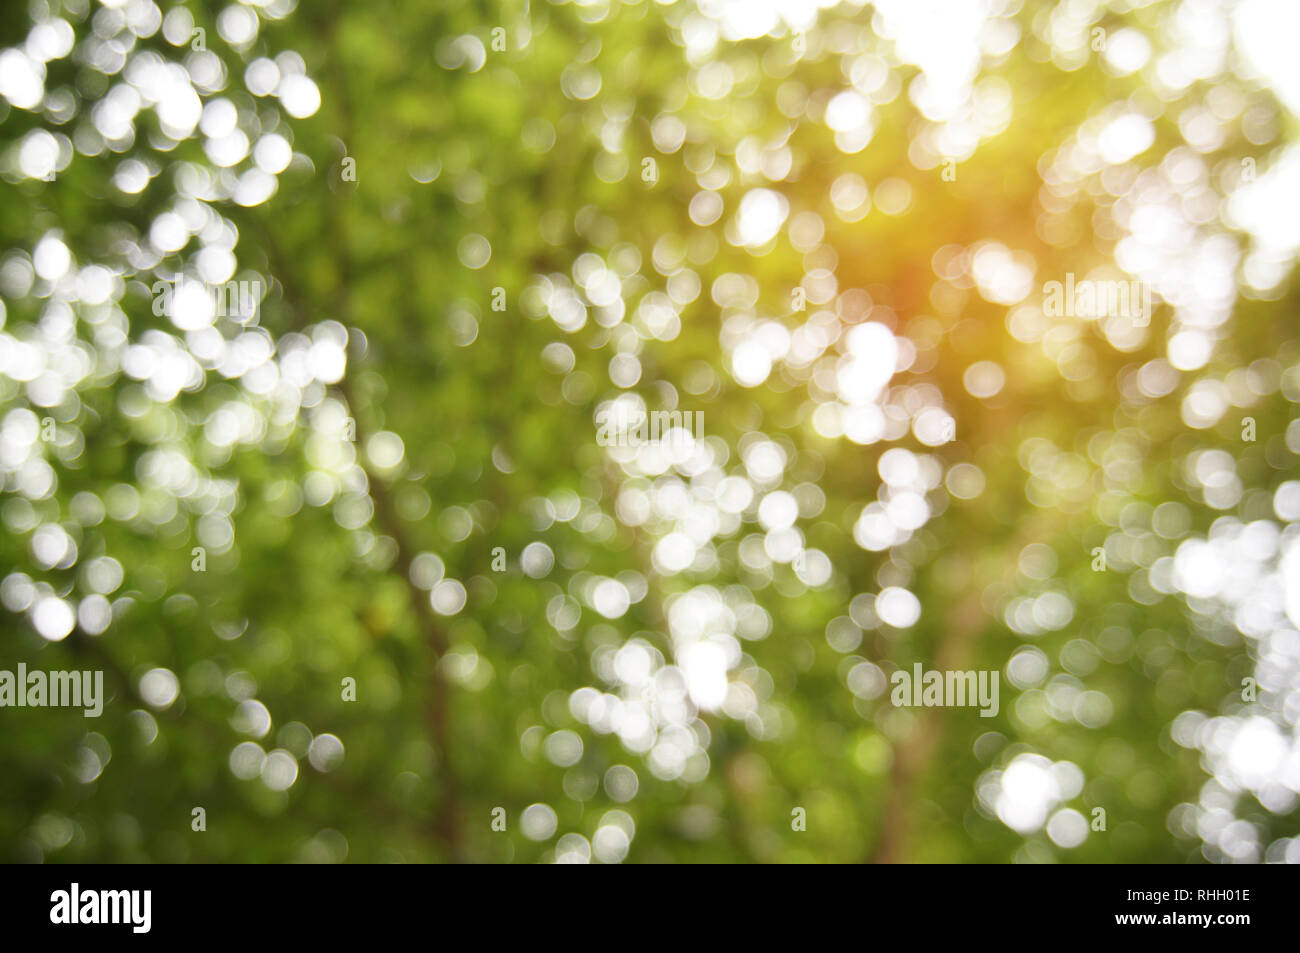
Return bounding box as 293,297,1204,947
1,0,1298,863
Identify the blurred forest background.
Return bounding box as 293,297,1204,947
1,0,1299,864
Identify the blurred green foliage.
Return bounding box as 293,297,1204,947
1,0,1298,864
